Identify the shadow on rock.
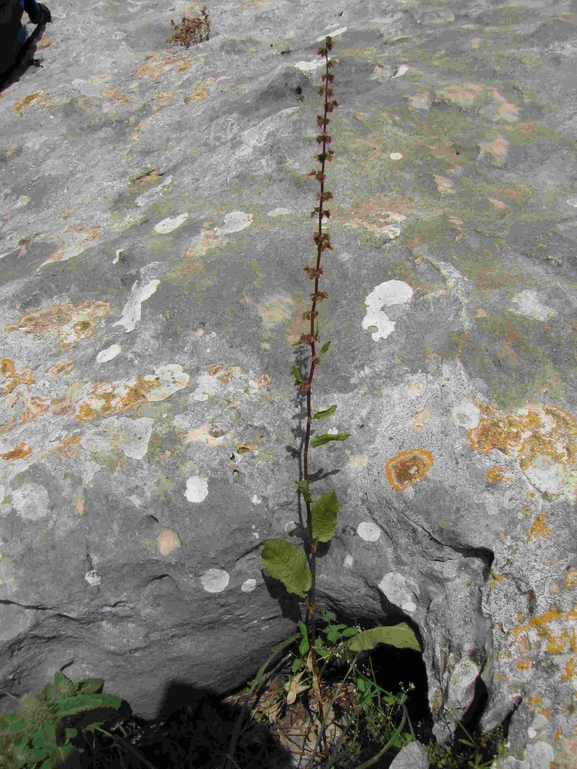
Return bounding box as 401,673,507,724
0,23,48,93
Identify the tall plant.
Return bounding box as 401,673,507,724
260,33,349,707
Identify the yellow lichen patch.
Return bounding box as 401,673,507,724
49,434,83,459
486,466,504,483
385,449,434,491
565,571,577,591
152,90,178,108
5,301,110,349
468,403,577,501
134,51,187,80
184,77,217,104
1,359,33,395
561,658,576,682
513,608,577,662
411,407,432,431
237,441,260,454
49,358,75,377
1,443,33,461
527,513,553,542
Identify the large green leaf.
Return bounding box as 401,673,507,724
311,490,339,543
310,432,351,448
261,539,312,598
345,623,421,653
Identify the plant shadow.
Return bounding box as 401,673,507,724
70,679,294,769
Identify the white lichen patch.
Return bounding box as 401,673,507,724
378,572,420,614
215,211,253,236
191,372,221,401
294,57,329,73
75,365,189,421
185,476,209,503
510,290,557,322
135,175,173,207
251,494,262,505
200,568,230,593
154,213,189,234
390,152,403,160
241,578,257,593
362,280,413,341
11,483,50,521
113,279,160,332
452,400,481,429
96,344,121,364
344,554,354,569
93,416,154,460
357,522,382,542
146,364,190,401
85,570,101,587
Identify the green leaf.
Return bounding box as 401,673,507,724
310,432,351,448
56,692,122,718
356,678,366,693
326,629,342,643
319,341,331,354
292,658,304,674
63,728,79,742
345,623,421,653
298,620,308,640
322,611,336,622
312,405,337,420
311,490,339,543
299,637,310,656
291,365,303,384
341,626,359,638
295,480,313,503
77,677,105,695
261,539,312,598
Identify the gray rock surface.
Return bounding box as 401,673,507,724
1,0,577,766
389,740,429,769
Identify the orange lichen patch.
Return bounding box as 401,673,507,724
447,215,463,240
253,374,271,390
74,497,85,516
100,89,133,105
486,466,504,483
50,358,75,377
565,571,577,591
436,82,485,107
152,90,178,108
75,376,162,422
5,301,110,349
527,513,553,542
517,658,531,671
1,359,33,395
1,443,33,461
411,407,432,431
49,434,83,459
185,424,233,447
65,225,102,244
478,136,509,162
488,198,509,210
495,183,532,203
433,175,455,194
488,88,519,122
11,90,55,116
385,449,434,491
468,403,577,501
157,529,181,556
